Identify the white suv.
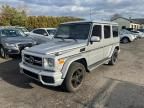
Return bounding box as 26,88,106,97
20,21,120,92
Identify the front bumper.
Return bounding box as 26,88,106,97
5,43,35,55
19,63,64,86
5,48,20,55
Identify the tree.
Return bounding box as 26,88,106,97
0,5,83,29
0,5,27,26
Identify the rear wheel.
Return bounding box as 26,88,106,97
64,62,86,92
108,49,118,65
121,37,129,43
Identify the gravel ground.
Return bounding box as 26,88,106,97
0,39,144,108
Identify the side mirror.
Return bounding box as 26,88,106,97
90,36,100,42
25,34,29,37
43,33,48,36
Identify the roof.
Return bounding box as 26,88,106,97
111,17,130,21
112,17,143,24
132,18,144,24
0,27,18,30
35,28,56,30
0,26,26,29
62,20,118,25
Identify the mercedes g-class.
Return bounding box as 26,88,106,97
19,21,120,92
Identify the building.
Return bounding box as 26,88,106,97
112,17,144,30
132,18,144,29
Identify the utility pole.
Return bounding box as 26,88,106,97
90,8,92,21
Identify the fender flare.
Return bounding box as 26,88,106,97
108,45,119,58
61,55,86,79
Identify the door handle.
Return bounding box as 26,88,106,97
80,48,85,52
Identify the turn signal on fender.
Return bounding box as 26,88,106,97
58,58,65,65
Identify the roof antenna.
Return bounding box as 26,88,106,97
90,8,92,21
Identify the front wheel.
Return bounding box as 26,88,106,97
0,47,8,59
108,49,118,65
64,62,86,92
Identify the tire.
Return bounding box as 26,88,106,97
121,37,129,44
64,62,86,92
108,49,118,65
0,46,8,59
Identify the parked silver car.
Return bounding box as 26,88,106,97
0,28,37,58
119,29,136,43
31,28,56,39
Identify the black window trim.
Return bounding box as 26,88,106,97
112,26,119,38
104,25,111,39
33,29,47,35
91,24,102,39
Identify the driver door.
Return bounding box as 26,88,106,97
86,24,104,66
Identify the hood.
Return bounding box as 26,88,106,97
28,33,51,44
26,39,86,55
1,36,34,44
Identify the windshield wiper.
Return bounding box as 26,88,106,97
55,36,78,42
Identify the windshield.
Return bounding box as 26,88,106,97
54,23,91,40
47,30,56,35
1,29,26,37
17,28,29,32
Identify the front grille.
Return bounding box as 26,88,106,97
18,43,33,51
23,69,39,80
24,54,42,67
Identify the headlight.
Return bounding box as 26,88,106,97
44,58,55,70
5,43,16,47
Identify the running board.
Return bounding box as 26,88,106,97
88,58,110,71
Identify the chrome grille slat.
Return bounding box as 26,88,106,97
24,54,42,67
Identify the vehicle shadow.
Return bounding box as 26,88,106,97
0,58,33,89
104,82,144,108
0,58,65,92
87,81,144,108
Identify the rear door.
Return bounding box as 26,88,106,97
103,25,114,58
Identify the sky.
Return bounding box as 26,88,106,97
0,0,144,20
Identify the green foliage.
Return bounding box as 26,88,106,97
0,5,27,26
25,16,82,29
0,5,83,29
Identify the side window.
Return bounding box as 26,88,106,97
92,25,102,38
47,30,56,35
104,26,111,39
33,29,40,34
112,26,118,37
33,29,47,36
